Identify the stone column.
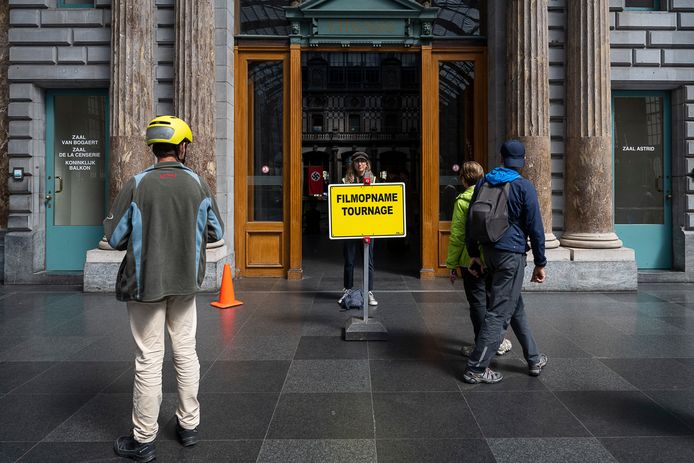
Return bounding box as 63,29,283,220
560,0,622,249
0,1,8,228
174,0,216,193
109,0,155,204
507,0,558,248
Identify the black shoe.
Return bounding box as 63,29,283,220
176,418,200,447
113,434,156,463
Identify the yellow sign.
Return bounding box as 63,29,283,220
328,182,406,239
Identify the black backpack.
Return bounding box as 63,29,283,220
468,182,511,244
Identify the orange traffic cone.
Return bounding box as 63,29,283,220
211,263,243,309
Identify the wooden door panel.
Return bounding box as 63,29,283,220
246,227,284,268
438,223,451,269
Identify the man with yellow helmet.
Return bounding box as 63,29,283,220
106,115,223,462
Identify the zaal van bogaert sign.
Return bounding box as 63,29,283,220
285,0,438,47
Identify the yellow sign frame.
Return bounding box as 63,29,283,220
328,182,407,239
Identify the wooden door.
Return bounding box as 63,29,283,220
235,49,290,277
420,48,487,278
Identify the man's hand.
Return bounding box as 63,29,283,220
449,268,458,285
468,257,484,278
531,266,545,283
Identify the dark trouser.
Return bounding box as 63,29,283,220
343,239,374,291
467,247,540,373
462,268,488,343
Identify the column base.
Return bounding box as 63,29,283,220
545,232,560,249
559,232,622,249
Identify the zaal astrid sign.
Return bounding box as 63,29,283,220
328,182,406,239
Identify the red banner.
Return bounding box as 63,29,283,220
307,166,323,195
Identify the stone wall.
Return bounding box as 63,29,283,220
0,1,9,231
6,0,111,283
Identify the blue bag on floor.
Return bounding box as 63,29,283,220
340,289,364,310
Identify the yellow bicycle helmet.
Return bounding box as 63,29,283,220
145,115,193,146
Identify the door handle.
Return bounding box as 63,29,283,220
655,176,663,192
45,194,52,208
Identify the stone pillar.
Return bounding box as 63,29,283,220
0,1,8,228
174,0,216,193
109,0,155,204
507,0,558,248
560,0,622,249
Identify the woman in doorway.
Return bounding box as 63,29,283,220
338,152,378,307
446,161,513,357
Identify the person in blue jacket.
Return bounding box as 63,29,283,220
462,139,548,384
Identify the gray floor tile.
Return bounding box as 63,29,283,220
0,442,35,463
258,439,376,463
600,436,694,463
0,336,29,354
367,336,442,360
373,392,480,438
200,360,290,393
488,437,617,463
556,390,693,437
13,361,130,394
66,335,135,361
602,315,687,335
464,391,589,438
283,359,370,393
600,358,694,391
0,362,54,393
412,292,464,303
376,438,494,463
370,359,460,392
219,335,301,360
15,442,122,463
156,439,263,463
267,393,374,439
0,393,95,441
538,358,637,391
44,393,178,442
169,393,278,440
643,389,694,430
0,336,100,361
294,336,368,359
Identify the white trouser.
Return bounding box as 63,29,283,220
127,294,200,443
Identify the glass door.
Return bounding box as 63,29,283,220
421,49,486,277
46,89,109,270
613,91,671,269
235,51,289,277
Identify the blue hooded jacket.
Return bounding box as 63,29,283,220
466,167,547,267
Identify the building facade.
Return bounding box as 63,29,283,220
0,0,692,290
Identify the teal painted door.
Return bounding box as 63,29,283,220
613,91,671,269
46,90,109,271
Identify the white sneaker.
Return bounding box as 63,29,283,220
368,291,378,306
496,338,512,356
337,288,349,305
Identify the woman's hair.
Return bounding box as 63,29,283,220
460,161,484,188
344,156,371,184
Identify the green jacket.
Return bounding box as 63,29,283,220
103,162,224,302
445,185,475,270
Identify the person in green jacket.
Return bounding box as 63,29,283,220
446,161,512,357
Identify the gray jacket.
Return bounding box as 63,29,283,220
104,161,224,302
